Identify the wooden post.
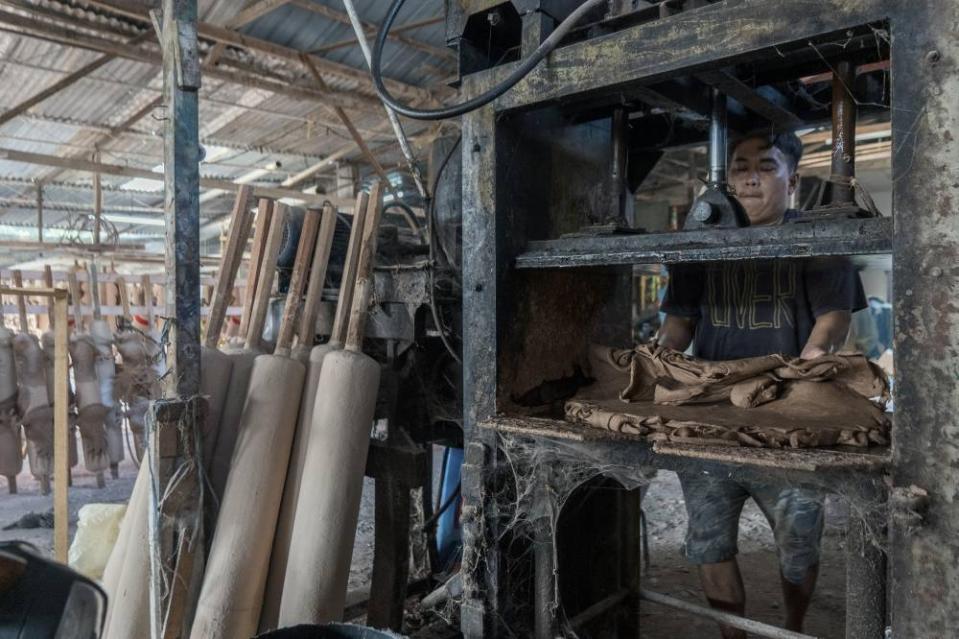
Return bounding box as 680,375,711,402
151,0,204,636
53,291,69,562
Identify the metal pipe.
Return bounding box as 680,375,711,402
830,60,857,204
341,0,429,200
610,107,628,221
708,87,728,186
639,588,818,639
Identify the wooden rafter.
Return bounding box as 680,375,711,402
226,0,293,29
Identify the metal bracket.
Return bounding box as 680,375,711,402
684,185,751,230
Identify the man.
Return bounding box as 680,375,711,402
658,132,866,637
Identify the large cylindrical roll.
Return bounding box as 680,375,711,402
102,461,150,639
279,350,379,624
14,333,53,475
91,319,122,466
200,346,233,469
258,343,337,630
207,348,257,502
70,334,110,473
191,355,305,639
0,326,21,482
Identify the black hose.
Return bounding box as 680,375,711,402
371,0,607,121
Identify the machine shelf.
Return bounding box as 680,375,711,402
515,217,892,269
480,415,890,478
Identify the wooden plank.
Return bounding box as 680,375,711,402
275,207,320,354
245,201,287,350
239,198,274,339
11,270,27,331
0,146,350,208
297,204,337,346
53,293,69,562
203,185,254,347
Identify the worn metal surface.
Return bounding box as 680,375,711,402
463,0,889,112
517,217,892,268
888,0,959,636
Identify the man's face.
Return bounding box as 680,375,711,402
729,137,799,225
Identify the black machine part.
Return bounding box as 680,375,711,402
684,88,750,230
0,541,107,639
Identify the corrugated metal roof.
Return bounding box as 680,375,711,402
0,0,449,262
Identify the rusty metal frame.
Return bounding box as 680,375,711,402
459,0,958,637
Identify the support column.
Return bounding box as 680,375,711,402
150,0,204,637
889,0,959,635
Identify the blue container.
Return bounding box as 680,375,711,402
436,447,464,569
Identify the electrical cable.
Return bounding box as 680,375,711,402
370,0,607,121
423,481,462,531
427,135,462,364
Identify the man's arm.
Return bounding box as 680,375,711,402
658,314,697,352
800,310,851,359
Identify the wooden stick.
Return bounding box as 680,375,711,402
346,181,385,352
275,211,321,355
245,202,287,351
296,205,338,348
204,185,254,348
43,265,54,326
116,276,131,322
239,198,274,340
67,270,82,329
12,270,28,332
330,191,370,346
53,293,69,562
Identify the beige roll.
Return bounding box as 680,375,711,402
14,332,53,484
102,461,150,639
279,181,384,625
70,334,110,474
0,325,20,487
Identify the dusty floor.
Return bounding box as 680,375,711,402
2,451,850,639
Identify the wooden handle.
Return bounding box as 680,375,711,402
140,274,153,327
89,265,102,321
12,270,27,332
275,210,321,354
204,185,254,348
43,265,54,326
245,202,287,351
67,270,82,329
239,198,274,339
330,190,370,346
116,277,131,322
345,181,385,352
296,204,337,347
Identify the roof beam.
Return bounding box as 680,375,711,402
0,4,384,113
288,0,452,62
0,32,151,128
0,146,352,207
226,0,293,28
73,0,432,101
309,16,444,55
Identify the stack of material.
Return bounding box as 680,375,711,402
566,343,891,448
12,271,54,495
279,182,385,626
259,197,360,631
67,269,110,487
191,196,344,639
0,293,22,494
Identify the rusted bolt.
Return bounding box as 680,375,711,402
930,266,943,278
474,283,484,292
925,49,941,65
472,142,482,153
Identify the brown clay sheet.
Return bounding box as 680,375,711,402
566,344,891,449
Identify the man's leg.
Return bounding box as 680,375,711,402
678,474,749,639
752,485,825,633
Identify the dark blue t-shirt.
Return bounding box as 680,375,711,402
662,253,867,361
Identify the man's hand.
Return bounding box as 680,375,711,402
658,315,697,352
800,310,851,359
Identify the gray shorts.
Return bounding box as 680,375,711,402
678,473,825,585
